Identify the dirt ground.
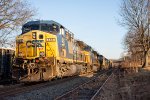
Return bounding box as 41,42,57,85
98,68,150,100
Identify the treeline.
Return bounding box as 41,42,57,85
120,0,150,68
0,0,35,48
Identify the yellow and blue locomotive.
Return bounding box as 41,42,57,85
13,20,108,82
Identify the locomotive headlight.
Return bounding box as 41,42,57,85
32,32,36,39
32,32,36,36
32,35,36,39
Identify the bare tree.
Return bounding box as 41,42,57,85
120,0,149,68
0,0,35,47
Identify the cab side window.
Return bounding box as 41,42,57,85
52,24,59,33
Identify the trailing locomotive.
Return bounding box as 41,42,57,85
13,20,111,82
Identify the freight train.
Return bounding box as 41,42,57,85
13,20,112,82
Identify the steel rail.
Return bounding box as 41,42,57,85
90,72,114,100
0,75,79,98
55,69,112,100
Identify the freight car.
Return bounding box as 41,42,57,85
0,48,15,82
13,20,109,82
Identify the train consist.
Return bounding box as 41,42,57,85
13,20,112,82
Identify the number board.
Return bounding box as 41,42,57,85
46,38,56,42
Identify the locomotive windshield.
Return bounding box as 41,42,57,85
22,25,39,33
22,23,59,34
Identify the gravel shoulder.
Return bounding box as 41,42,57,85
4,68,150,100
96,68,150,100
4,73,95,100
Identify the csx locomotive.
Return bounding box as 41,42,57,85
13,20,111,82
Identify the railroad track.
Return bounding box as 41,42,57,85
0,76,80,99
55,69,115,100
0,71,95,99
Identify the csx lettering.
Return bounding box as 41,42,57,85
26,40,43,47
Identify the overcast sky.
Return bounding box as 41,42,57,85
29,0,127,59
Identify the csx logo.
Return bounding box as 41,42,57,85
26,40,44,47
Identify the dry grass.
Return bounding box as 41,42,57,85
98,68,150,100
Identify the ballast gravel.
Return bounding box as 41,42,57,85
5,74,94,100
